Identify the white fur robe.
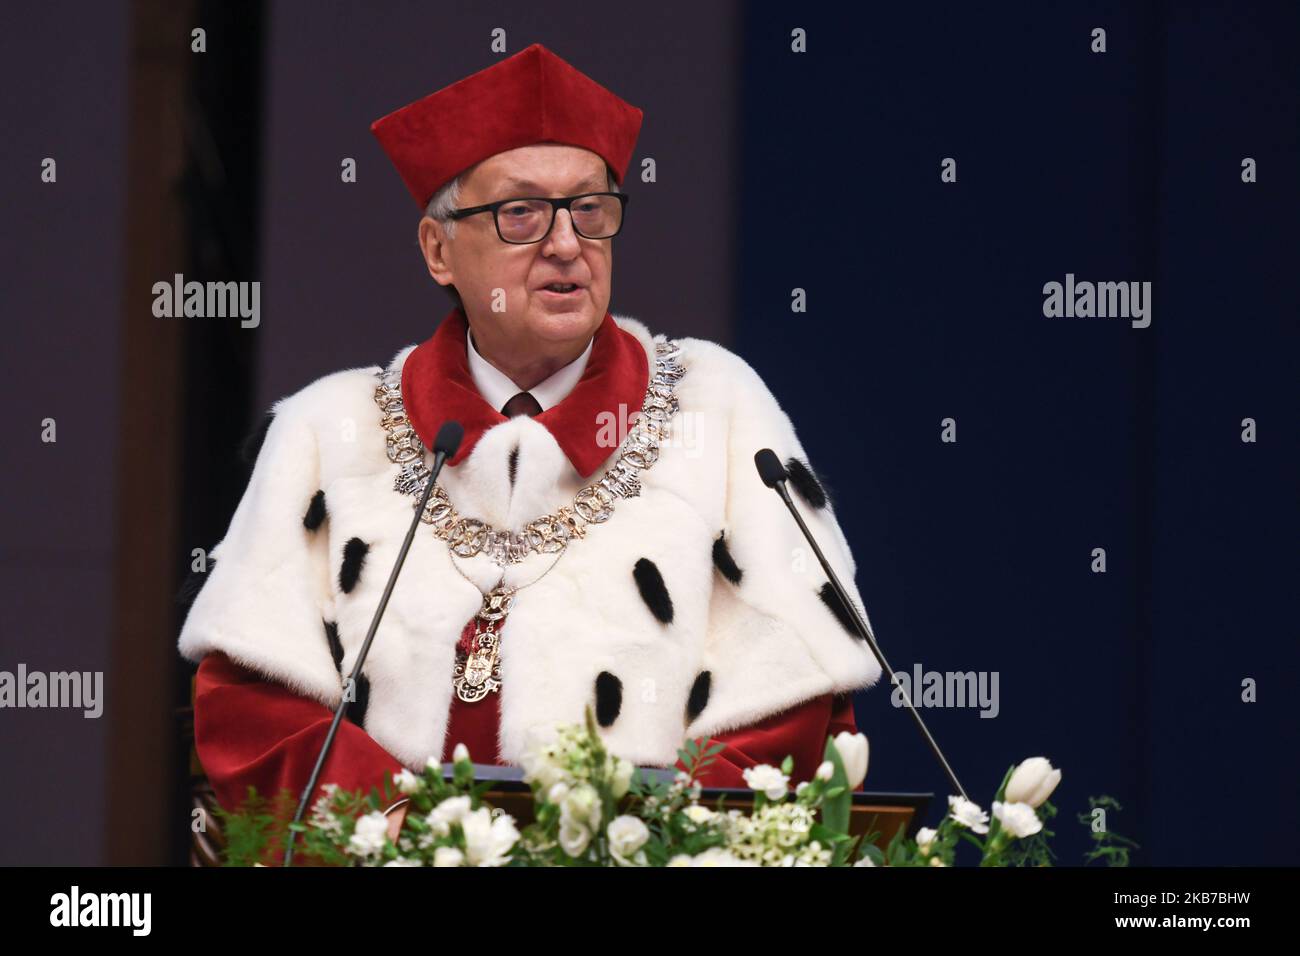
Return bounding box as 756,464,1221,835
178,315,882,769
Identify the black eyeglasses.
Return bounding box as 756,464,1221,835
447,192,630,244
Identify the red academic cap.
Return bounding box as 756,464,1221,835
370,43,644,209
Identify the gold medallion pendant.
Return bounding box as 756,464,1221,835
452,586,515,702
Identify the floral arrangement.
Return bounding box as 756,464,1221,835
217,706,1134,867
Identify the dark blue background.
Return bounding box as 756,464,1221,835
736,1,1298,865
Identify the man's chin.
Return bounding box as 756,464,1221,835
525,298,605,339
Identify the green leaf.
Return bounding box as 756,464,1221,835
818,737,852,836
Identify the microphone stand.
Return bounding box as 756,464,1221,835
282,422,462,866
754,449,970,802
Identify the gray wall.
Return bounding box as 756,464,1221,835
0,1,129,865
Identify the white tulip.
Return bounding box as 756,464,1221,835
1005,757,1061,808
393,768,421,795
611,758,636,799
832,732,870,790
853,855,877,867
562,783,602,830
460,807,519,866
452,742,470,764
915,827,938,854
607,815,650,865
433,846,464,867
546,781,570,806
946,795,990,834
815,760,835,782
742,764,790,800
992,801,1043,839
558,818,591,857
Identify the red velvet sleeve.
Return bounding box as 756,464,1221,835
193,651,405,816
676,692,860,790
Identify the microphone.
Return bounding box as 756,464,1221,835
752,448,970,802
283,420,464,865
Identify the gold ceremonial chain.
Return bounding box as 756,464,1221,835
373,338,687,701
446,552,562,702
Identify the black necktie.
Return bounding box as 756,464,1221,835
501,391,543,418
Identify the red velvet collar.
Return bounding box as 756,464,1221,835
400,307,650,480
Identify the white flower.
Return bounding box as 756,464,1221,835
667,854,694,867
742,764,790,801
558,818,591,857
382,856,422,867
433,846,464,867
425,795,473,837
610,758,635,799
452,742,470,764
519,726,568,790
683,805,716,825
853,855,876,867
460,808,519,866
993,801,1043,839
393,768,421,795
947,795,990,834
347,811,390,857
561,783,602,830
425,755,442,772
546,781,570,805
607,815,650,866
915,827,938,854
832,732,869,791
815,760,835,782
1005,757,1061,808
929,856,946,867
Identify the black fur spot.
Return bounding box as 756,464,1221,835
595,671,622,727
240,411,275,466
712,532,743,585
323,620,343,672
786,457,828,510
175,556,217,610
686,671,711,722
632,558,674,624
507,445,519,487
303,490,327,531
339,538,369,594
345,672,370,727
818,582,863,640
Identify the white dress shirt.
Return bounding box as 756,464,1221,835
467,328,593,413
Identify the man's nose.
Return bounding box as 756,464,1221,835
541,209,581,257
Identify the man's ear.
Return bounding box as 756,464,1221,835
418,216,455,289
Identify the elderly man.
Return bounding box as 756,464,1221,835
179,44,880,834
